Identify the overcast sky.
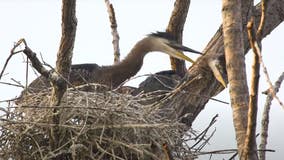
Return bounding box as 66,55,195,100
0,1,283,159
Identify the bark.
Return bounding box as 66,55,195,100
159,0,284,128
166,0,190,77
222,0,256,159
51,0,77,105
49,0,77,158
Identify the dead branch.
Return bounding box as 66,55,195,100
0,38,55,88
190,114,218,151
195,148,275,156
105,0,120,63
0,39,26,80
0,81,24,88
259,72,284,160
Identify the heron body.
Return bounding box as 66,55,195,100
25,32,202,94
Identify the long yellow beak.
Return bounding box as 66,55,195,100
208,59,227,88
173,51,195,63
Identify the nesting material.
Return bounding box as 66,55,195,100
0,84,195,160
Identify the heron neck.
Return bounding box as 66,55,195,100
103,37,152,87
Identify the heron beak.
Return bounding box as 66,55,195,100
168,42,203,55
173,51,195,63
208,59,227,88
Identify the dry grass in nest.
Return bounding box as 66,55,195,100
0,84,198,160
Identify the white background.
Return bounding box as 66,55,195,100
0,1,283,159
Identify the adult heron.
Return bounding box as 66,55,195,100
25,32,202,93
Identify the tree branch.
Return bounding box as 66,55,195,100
105,0,120,63
166,0,190,77
259,72,284,160
245,18,260,160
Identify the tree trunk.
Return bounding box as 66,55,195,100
222,0,258,159
49,0,77,158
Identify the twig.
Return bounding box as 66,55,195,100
0,97,19,103
228,152,238,160
0,38,26,80
190,114,218,151
95,141,125,160
10,78,24,88
1,119,184,130
0,81,24,88
194,148,275,156
105,0,120,63
259,72,284,160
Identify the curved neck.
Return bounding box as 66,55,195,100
102,37,153,87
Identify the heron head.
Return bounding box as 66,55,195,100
148,32,203,63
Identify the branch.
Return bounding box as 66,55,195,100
245,18,260,160
166,0,190,77
0,39,27,80
105,0,120,63
259,72,284,160
256,0,268,38
3,39,53,83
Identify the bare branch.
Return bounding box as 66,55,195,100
259,72,284,160
0,39,26,80
23,46,51,79
105,0,120,63
256,45,284,109
0,81,24,88
245,18,260,160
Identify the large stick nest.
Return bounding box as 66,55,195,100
0,84,197,160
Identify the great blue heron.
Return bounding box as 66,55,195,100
24,32,202,94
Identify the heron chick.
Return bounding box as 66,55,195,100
25,32,202,93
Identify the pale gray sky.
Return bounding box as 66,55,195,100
0,1,283,159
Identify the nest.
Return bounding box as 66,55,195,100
0,84,198,160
